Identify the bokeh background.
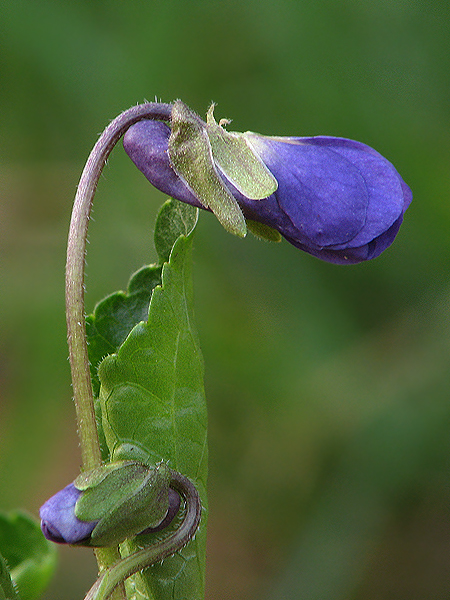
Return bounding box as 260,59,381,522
1,1,450,598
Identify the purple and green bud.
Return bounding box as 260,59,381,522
40,461,180,547
124,101,411,264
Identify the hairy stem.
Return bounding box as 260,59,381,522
65,103,173,578
66,102,172,470
84,471,202,600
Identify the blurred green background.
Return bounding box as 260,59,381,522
1,1,450,598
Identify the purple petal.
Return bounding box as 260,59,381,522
245,134,370,247
124,120,203,209
296,136,410,248
246,134,410,246
40,484,97,545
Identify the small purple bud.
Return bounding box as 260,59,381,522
40,484,97,545
40,477,181,546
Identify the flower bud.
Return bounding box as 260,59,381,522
124,102,411,264
40,462,180,546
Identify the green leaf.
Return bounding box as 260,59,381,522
86,199,199,400
86,265,164,462
154,197,199,265
168,100,247,238
86,265,163,398
205,104,278,200
97,199,207,600
0,511,57,600
0,551,20,600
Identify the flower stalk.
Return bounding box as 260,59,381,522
66,102,172,471
65,103,172,579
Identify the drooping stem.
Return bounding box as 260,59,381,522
65,103,173,579
66,102,172,471
84,471,202,600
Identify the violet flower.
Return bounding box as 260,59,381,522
123,104,411,264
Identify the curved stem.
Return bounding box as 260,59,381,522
84,471,202,600
66,103,173,584
66,102,172,472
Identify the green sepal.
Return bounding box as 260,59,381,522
0,511,57,600
74,462,171,547
74,460,140,492
205,105,278,200
168,100,247,238
246,219,282,242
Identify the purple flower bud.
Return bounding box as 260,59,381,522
40,484,96,545
40,483,181,545
124,119,411,264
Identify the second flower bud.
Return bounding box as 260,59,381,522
40,461,181,547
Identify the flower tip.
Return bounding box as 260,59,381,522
39,483,96,545
40,519,65,544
